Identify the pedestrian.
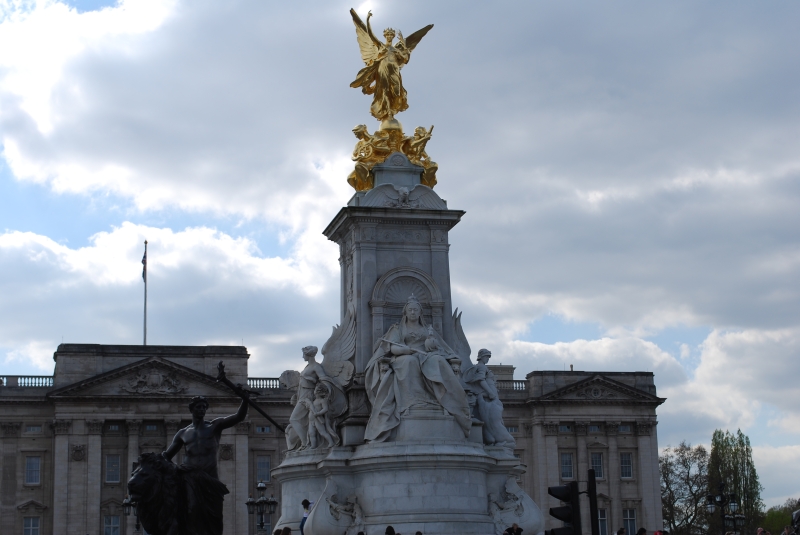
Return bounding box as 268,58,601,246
281,528,292,535
618,528,626,535
416,532,423,535
638,528,647,535
505,523,523,535
784,526,792,535
273,530,281,535
385,527,396,535
300,499,313,535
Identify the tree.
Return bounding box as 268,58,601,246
762,498,799,535
708,429,765,535
660,441,711,535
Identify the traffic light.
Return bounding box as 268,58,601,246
588,469,599,535
547,480,582,535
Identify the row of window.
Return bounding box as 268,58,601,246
596,508,637,535
558,424,633,433
24,452,274,485
15,423,274,435
560,452,634,480
22,515,121,535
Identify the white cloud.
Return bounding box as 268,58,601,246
0,0,799,503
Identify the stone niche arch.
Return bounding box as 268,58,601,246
369,267,444,345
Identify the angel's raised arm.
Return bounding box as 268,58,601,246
350,8,381,65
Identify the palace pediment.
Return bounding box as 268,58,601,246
47,357,232,399
538,375,664,405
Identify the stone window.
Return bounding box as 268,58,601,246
25,425,42,433
623,508,637,534
618,424,632,433
144,423,159,432
105,454,121,483
589,424,601,433
560,452,574,479
23,516,40,535
598,509,608,535
506,426,519,433
104,515,120,535
620,452,633,479
559,424,572,433
591,452,604,479
256,455,270,482
107,424,120,432
25,456,41,485
255,425,271,434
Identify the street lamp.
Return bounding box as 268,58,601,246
245,481,278,532
122,495,141,532
706,483,745,535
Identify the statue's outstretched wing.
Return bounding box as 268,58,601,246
321,304,356,388
350,8,381,65
452,308,472,369
398,23,434,53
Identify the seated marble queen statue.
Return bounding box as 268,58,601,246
364,295,471,442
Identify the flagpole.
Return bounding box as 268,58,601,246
143,240,148,346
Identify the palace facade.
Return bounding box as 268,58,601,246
0,343,664,535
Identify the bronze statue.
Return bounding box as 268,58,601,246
127,368,250,535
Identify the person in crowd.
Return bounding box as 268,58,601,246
281,528,291,535
637,528,647,535
504,523,523,535
273,530,281,535
299,499,313,535
783,526,792,535
617,528,626,535
385,527,396,535
415,532,423,535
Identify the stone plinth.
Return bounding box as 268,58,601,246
272,439,542,535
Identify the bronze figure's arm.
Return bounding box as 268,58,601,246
162,429,184,461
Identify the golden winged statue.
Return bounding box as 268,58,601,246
349,9,433,126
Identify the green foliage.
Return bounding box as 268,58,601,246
708,429,765,535
761,498,799,535
660,441,710,535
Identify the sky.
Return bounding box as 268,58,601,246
1,0,798,509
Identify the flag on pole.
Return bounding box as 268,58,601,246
141,245,147,282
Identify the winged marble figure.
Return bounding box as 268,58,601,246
319,304,357,420
349,8,433,123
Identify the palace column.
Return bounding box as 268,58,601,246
234,421,251,535
636,421,661,530
1,423,22,530
607,422,622,532
125,420,141,535
86,420,104,535
51,419,71,535
576,421,590,532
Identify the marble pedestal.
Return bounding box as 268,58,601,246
272,429,543,535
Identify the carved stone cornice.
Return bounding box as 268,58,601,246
543,422,559,435
51,419,71,435
71,444,86,461
235,421,251,434
219,444,234,461
86,420,104,435
0,422,22,437
606,421,620,435
164,419,182,435
575,422,589,436
636,421,655,436
126,420,142,436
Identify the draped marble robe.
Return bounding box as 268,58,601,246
364,317,471,442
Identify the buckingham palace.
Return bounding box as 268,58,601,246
0,343,664,535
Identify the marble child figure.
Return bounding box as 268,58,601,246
303,383,340,448
463,349,516,447
364,294,471,442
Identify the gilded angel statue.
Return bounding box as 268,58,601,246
349,8,433,123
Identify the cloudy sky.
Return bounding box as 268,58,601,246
1,0,798,507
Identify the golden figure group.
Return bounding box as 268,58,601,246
347,9,438,191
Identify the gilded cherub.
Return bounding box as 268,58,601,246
402,126,438,188
349,9,433,124
347,124,391,191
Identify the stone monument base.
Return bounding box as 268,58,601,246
272,436,542,535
